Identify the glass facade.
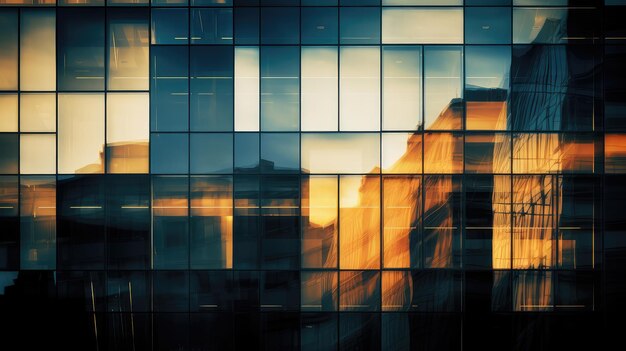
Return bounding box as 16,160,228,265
0,1,624,350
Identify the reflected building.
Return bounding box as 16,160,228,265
0,1,624,350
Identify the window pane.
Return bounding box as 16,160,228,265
151,46,189,132
154,271,189,311
190,133,233,174
57,8,105,91
301,133,380,174
340,47,380,131
151,8,189,44
0,94,18,132
191,46,233,132
152,175,189,269
20,93,55,132
340,175,380,269
512,133,595,174
559,176,595,269
58,93,105,174
106,93,149,174
411,271,462,311
151,133,189,174
190,271,233,312
383,46,422,131
106,175,150,269
261,46,299,131
382,133,422,174
261,133,299,173
339,271,380,311
108,8,149,90
57,175,105,269
465,175,512,270
382,8,463,44
234,8,259,45
301,47,338,131
301,271,338,311
465,46,510,131
261,176,300,269
191,8,233,45
302,175,338,268
0,134,18,174
234,176,260,269
424,46,463,130
234,133,259,173
190,176,233,269
340,7,380,44
261,7,299,44
465,7,511,44
511,46,596,131
383,176,421,268
0,177,18,269
20,134,56,174
20,9,56,91
423,175,461,268
235,47,260,131
107,271,151,313
0,10,18,90
465,133,511,174
20,176,56,270
512,175,557,269
301,7,338,45
424,132,463,174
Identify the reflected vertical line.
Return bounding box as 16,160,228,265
91,279,99,351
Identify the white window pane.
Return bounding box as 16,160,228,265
382,8,463,44
20,134,56,174
302,47,338,131
58,94,105,174
383,46,422,131
340,47,380,131
20,93,56,132
235,46,259,131
20,9,56,91
302,133,380,174
106,93,149,173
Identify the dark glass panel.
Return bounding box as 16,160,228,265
0,176,18,269
261,175,300,269
190,270,233,312
107,270,151,312
191,8,233,45
57,175,105,269
301,7,338,45
150,46,189,132
260,271,300,311
339,313,380,351
57,8,105,91
261,7,299,44
56,271,105,312
234,175,260,268
152,176,189,269
340,7,380,44
153,270,189,312
106,175,150,269
190,46,233,132
511,45,598,131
